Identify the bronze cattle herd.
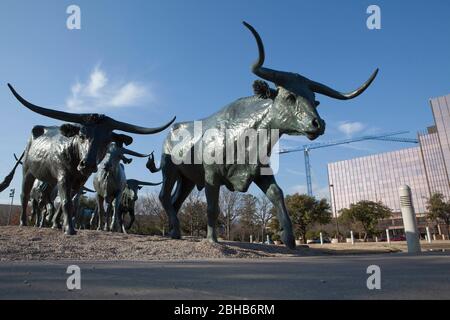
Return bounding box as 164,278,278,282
0,22,377,249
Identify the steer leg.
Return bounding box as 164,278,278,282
254,175,295,249
38,200,47,228
57,180,76,235
96,193,107,231
172,178,195,214
31,199,39,227
90,206,98,230
110,192,125,233
159,177,181,239
20,173,35,227
104,200,113,231
127,207,135,230
52,204,63,229
205,183,220,243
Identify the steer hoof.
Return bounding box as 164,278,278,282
169,229,181,239
207,236,218,244
64,227,77,236
20,220,27,227
281,231,296,250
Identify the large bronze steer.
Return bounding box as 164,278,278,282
158,22,378,249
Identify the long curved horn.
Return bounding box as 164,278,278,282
127,179,162,187
8,84,90,124
82,186,95,193
243,21,291,85
8,83,176,133
120,147,151,158
308,68,379,100
0,151,24,192
106,116,176,134
13,153,23,165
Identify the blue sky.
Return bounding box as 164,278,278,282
0,0,449,204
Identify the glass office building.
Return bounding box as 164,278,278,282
430,94,450,177
328,94,450,219
328,146,429,215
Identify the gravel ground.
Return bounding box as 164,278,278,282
0,226,401,261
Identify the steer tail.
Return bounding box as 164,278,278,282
146,151,161,173
0,151,25,192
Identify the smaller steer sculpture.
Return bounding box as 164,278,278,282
119,179,162,230
93,142,151,233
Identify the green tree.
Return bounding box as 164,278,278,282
285,193,332,244
179,189,207,237
426,193,450,237
339,200,392,240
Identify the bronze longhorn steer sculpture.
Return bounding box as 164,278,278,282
2,84,175,235
13,153,94,229
119,179,162,230
92,142,153,233
52,185,94,229
158,22,378,249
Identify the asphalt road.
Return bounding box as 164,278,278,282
1,253,449,299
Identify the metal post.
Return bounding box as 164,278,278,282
386,229,390,244
375,236,378,243
426,227,432,243
329,184,340,241
7,188,15,225
250,235,253,243
319,232,323,245
399,185,421,253
350,230,354,245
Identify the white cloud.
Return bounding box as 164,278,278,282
110,82,149,107
66,65,152,112
338,121,366,137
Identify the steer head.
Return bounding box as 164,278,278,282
243,22,378,140
101,142,151,172
126,179,162,202
8,84,175,176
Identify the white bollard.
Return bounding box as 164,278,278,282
266,234,270,244
438,224,442,235
433,234,436,241
250,235,253,243
375,236,378,243
443,234,446,241
320,232,323,245
386,229,390,244
426,227,432,243
350,230,354,245
399,185,421,253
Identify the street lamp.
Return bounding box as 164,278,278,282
7,188,15,225
329,184,340,241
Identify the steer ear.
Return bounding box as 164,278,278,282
60,123,80,137
112,133,133,146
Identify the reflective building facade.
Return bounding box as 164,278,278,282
430,94,450,177
328,93,450,219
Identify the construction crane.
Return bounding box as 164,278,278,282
278,131,419,196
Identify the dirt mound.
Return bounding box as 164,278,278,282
0,226,316,261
